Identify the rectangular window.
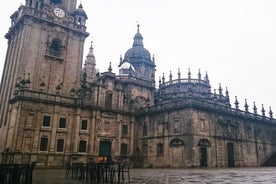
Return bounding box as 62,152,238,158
81,120,88,130
122,124,128,136
40,137,48,151
42,115,51,127
173,120,181,133
59,117,66,129
200,119,206,131
56,139,64,152
142,144,148,155
157,143,164,157
105,92,112,109
121,143,128,156
158,123,163,135
79,140,87,153
142,125,148,136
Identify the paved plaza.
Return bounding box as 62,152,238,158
32,167,276,184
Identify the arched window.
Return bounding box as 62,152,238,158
49,38,62,57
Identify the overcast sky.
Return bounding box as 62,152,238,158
1,0,276,116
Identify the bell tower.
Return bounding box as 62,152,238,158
0,0,89,129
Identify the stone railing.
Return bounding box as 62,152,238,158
160,78,209,88
137,98,276,124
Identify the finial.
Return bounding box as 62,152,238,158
225,87,229,98
269,106,273,119
188,68,191,80
108,62,112,73
137,23,140,33
262,104,265,117
205,71,209,83
235,96,239,110
178,68,181,81
198,69,201,80
244,99,249,112
119,54,123,66
218,83,223,96
253,102,257,114
79,2,83,9
152,54,155,63
159,77,162,87
162,73,165,84
169,71,172,81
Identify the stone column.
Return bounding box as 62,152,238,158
49,106,59,152
88,111,96,156
72,108,81,153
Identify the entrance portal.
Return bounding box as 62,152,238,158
200,147,207,167
99,141,112,162
227,142,235,167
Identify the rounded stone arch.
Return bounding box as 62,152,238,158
170,138,185,147
198,139,211,147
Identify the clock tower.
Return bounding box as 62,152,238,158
0,0,89,152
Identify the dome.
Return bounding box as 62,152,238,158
119,62,135,71
75,4,88,18
123,25,154,65
119,62,135,76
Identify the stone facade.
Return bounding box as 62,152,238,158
0,0,275,168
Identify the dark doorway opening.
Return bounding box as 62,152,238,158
200,147,207,167
99,141,112,162
227,142,235,167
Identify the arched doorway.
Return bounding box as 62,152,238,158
198,139,211,167
170,139,185,167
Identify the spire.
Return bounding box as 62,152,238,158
83,41,96,82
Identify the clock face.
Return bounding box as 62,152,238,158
54,8,65,18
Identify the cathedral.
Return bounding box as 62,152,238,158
0,0,275,168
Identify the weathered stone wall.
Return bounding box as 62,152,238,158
137,107,276,168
